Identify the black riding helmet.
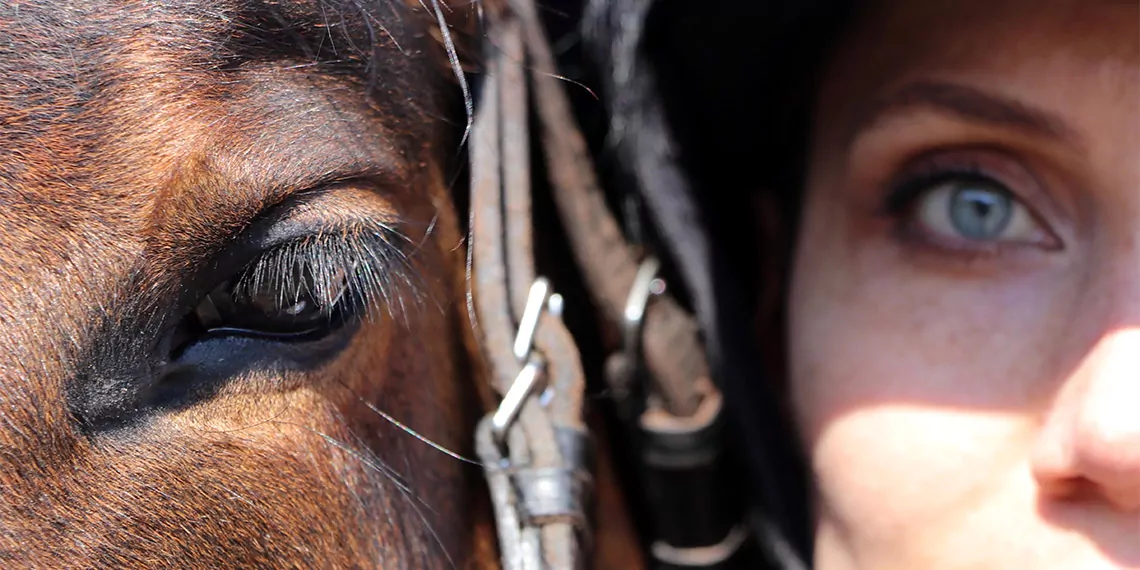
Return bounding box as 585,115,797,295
578,1,858,567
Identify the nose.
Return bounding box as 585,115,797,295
1032,328,1140,511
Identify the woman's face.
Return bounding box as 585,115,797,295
789,0,1139,567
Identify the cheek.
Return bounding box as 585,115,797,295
786,197,1078,540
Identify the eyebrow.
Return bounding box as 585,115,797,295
847,80,1082,146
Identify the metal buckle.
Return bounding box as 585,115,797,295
491,278,563,443
606,257,666,401
621,257,665,357
477,277,591,570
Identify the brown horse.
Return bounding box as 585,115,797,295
0,1,639,567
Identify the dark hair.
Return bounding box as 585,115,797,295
581,0,857,565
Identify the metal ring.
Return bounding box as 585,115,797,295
651,524,750,567
491,355,546,442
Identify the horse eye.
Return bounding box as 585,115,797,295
193,263,350,340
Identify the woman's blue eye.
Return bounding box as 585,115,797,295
948,185,1013,240
913,177,1041,245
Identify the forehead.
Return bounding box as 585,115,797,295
816,0,1138,150
844,0,1137,74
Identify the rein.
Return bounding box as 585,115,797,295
469,1,751,567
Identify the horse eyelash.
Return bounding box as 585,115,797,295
232,224,425,325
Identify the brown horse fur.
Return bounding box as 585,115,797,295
0,1,641,568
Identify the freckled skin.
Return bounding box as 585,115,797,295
788,0,1140,568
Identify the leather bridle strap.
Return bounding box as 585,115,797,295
504,0,708,419
471,6,591,569
471,0,750,568
497,1,752,567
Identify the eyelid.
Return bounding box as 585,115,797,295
194,186,407,277
240,187,406,254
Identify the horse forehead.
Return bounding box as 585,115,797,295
0,1,436,341
0,1,432,252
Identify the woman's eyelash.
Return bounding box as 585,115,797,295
880,168,1001,217
234,223,425,325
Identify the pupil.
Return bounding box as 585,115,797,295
950,185,1012,240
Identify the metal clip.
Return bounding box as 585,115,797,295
491,278,564,443
491,355,546,442
513,277,563,360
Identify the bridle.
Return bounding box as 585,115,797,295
467,1,754,568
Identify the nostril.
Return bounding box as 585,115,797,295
1032,406,1140,510
1031,407,1084,500
1071,409,1140,510
1052,330,1140,511
1031,328,1140,511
